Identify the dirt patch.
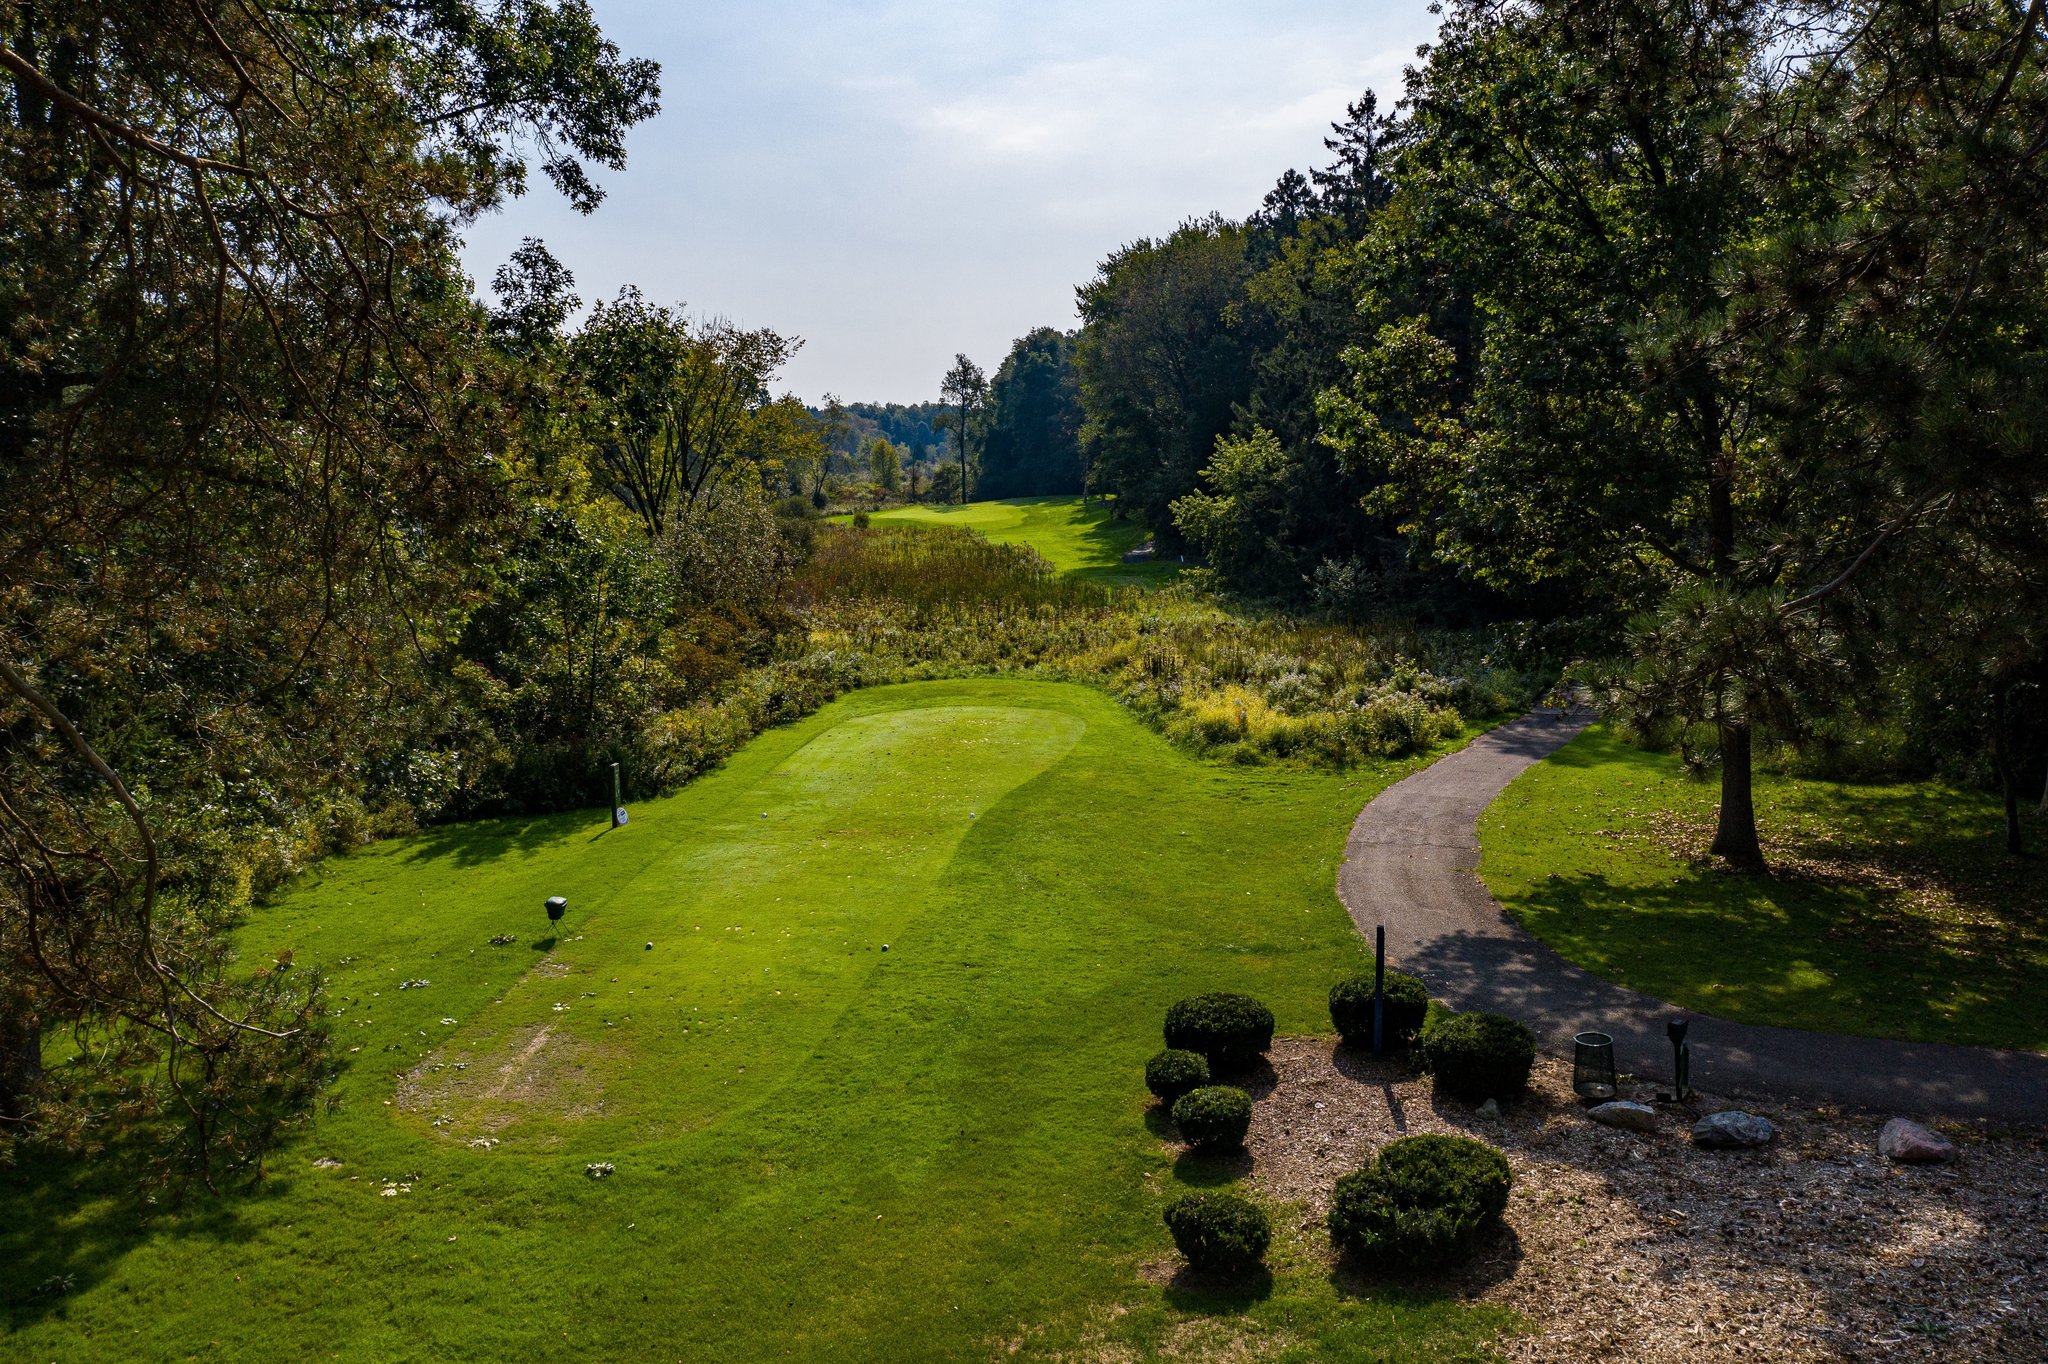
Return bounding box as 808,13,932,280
396,1021,608,1145
1244,1035,2048,1362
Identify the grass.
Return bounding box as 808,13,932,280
1479,725,2048,1052
851,495,1183,585
5,680,1510,1362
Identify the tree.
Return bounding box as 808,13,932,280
571,290,807,538
938,353,988,503
866,437,903,496
0,0,658,1176
978,329,1084,498
1075,216,1253,542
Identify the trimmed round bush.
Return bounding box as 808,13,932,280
1170,1085,1253,1152
1163,1192,1271,1274
1145,1048,1211,1103
1327,1133,1513,1269
1328,971,1430,1047
1163,992,1275,1072
1417,1011,1536,1103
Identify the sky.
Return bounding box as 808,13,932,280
458,1,1444,405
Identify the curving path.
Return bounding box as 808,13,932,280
1338,709,2048,1122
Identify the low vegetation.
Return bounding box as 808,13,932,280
1162,1192,1272,1275
1327,1134,1515,1270
1417,1013,1537,1104
1161,992,1277,1073
1328,971,1429,1048
1143,1049,1210,1103
1171,1085,1256,1153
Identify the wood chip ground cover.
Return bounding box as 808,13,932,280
1244,1036,2048,1362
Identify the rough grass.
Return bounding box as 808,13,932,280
1478,725,2048,1052
3,680,1510,1362
852,495,1181,585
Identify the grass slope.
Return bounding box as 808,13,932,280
858,496,1180,585
6,680,1507,1363
1479,726,2048,1052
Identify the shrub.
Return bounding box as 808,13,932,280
1328,971,1430,1047
1170,1085,1253,1152
1163,993,1274,1071
851,509,870,529
1145,1048,1211,1103
1417,1011,1535,1103
1327,1134,1513,1269
1163,1192,1272,1274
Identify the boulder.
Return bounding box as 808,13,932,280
1588,1100,1658,1133
1691,1110,1775,1149
1878,1117,1956,1164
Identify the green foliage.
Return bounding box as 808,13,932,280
1328,971,1429,1047
1145,1048,1211,1102
978,328,1084,499
1170,1085,1254,1152
1163,993,1275,1072
1163,1192,1272,1274
1417,1013,1536,1104
1328,1134,1513,1269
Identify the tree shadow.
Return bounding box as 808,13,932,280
0,1139,278,1331
1328,1222,1525,1301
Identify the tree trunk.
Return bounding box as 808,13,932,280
1710,719,1765,867
0,1006,41,1126
1993,687,2023,856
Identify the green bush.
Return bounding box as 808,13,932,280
1170,1085,1253,1152
1327,1134,1513,1269
1163,992,1274,1072
1417,1011,1535,1103
1328,971,1430,1047
1163,1192,1272,1274
1145,1048,1211,1103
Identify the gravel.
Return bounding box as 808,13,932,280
1247,1036,2048,1362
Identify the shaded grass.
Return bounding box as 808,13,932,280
4,680,1508,1362
1479,726,2048,1051
853,495,1183,586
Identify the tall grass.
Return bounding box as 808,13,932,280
624,525,1534,790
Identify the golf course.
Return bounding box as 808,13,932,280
2,680,1504,1362
848,496,1180,585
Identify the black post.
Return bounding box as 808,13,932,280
1667,1016,1691,1101
1372,924,1386,1058
611,761,623,829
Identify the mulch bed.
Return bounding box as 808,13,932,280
1240,1036,2048,1362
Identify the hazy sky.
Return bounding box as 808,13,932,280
459,1,1442,404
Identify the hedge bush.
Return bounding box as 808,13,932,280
1163,1192,1272,1274
1327,1133,1513,1269
1328,971,1430,1047
1171,1085,1253,1152
1145,1048,1211,1103
1163,993,1274,1072
1417,1011,1535,1102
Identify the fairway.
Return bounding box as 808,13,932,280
4,680,1505,1363
858,495,1180,584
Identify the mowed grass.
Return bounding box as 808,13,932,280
858,496,1180,585
5,680,1509,1363
1479,726,2048,1052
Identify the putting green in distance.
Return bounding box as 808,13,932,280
3,680,1505,1363
855,495,1181,585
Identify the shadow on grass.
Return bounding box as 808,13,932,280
0,1140,279,1331
395,804,603,870
1171,1146,1255,1186
1160,1262,1275,1313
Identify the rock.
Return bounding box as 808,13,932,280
1588,1100,1659,1133
1477,1098,1501,1118
1878,1117,1956,1164
312,1156,344,1169
585,1162,616,1180
1691,1110,1775,1148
